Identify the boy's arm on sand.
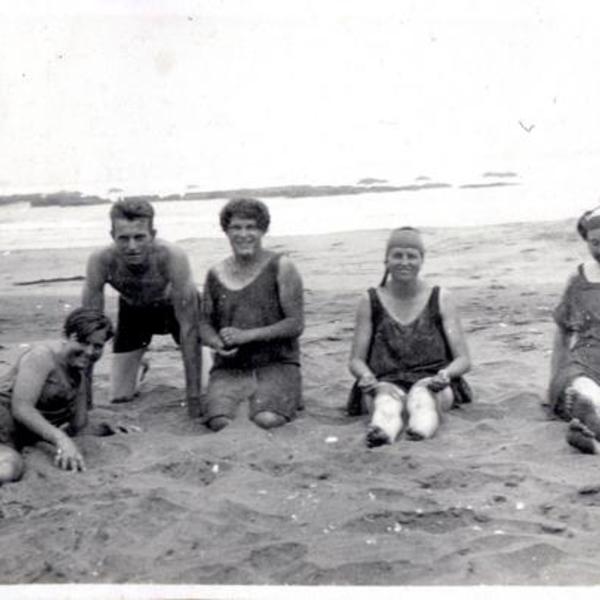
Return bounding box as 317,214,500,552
11,348,85,471
348,293,378,390
69,377,89,434
218,257,304,347
167,246,202,402
82,248,109,311
438,289,471,379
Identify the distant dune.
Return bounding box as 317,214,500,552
482,171,518,178
357,177,389,185
459,182,519,189
0,191,110,208
0,179,478,209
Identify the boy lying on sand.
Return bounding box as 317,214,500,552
348,227,472,447
0,309,116,482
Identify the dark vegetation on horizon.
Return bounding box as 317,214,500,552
0,182,453,208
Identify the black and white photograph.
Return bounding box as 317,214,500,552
1,1,600,598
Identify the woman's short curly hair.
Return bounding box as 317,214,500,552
63,308,114,343
577,206,600,240
219,198,271,232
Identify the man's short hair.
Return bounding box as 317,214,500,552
110,197,155,230
219,198,271,232
64,308,114,343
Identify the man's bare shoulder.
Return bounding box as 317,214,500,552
86,245,116,272
152,238,190,264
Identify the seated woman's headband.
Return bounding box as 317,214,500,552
386,227,425,255
577,207,600,239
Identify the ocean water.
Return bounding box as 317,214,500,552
0,172,594,251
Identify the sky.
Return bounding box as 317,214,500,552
1,1,600,195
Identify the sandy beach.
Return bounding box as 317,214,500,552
1,218,600,586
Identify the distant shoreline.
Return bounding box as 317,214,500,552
0,174,518,208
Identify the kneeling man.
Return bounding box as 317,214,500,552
199,198,304,431
82,198,202,413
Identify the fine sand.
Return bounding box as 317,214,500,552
1,220,600,586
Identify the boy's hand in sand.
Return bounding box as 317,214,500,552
54,435,86,472
358,372,379,394
426,370,451,393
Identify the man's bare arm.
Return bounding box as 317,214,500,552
167,246,202,403
81,248,110,408
82,248,109,311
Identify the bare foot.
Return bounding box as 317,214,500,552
405,428,425,441
568,393,600,440
366,425,391,448
567,418,600,454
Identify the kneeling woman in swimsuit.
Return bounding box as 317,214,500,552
0,308,113,483
549,207,600,454
349,227,472,447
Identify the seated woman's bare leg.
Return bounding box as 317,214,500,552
406,381,453,440
367,384,405,447
0,445,24,484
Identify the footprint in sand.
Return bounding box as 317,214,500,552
248,459,296,477
147,457,228,486
221,500,290,528
288,560,417,586
179,562,247,584
341,507,482,535
79,437,133,467
0,500,34,520
417,468,499,491
246,542,308,571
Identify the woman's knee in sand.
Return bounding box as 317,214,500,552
370,391,404,438
252,411,286,430
406,382,441,440
207,416,232,432
569,377,600,409
0,446,25,484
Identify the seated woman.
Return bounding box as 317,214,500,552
348,227,472,447
199,198,304,431
0,308,114,483
549,207,600,454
